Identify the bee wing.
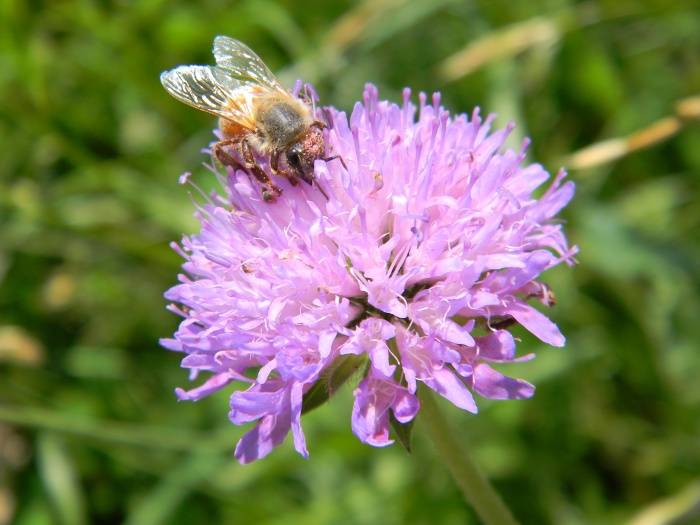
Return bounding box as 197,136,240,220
160,65,258,130
212,36,289,96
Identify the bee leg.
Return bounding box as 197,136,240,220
213,139,245,170
323,154,348,171
239,140,283,201
270,151,300,186
312,178,330,201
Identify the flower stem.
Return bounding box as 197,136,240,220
419,387,520,525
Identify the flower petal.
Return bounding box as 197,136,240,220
472,363,535,400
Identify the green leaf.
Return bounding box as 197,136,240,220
390,411,414,454
302,353,369,414
36,432,87,525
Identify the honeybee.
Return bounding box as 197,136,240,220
161,36,341,201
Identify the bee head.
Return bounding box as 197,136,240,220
286,127,325,186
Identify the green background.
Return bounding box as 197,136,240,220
2,1,699,524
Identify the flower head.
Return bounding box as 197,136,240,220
161,84,577,463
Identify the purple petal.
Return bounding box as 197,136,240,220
175,373,234,401
352,377,393,447
290,382,308,458
392,388,421,423
234,411,292,464
422,366,478,413
351,372,420,447
472,363,535,400
476,331,516,361
506,301,565,347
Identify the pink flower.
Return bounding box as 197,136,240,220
161,84,577,463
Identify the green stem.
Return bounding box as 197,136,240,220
419,387,520,525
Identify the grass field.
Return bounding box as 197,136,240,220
1,1,699,524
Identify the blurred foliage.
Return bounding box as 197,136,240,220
1,0,699,524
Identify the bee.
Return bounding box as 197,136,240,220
161,36,342,202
